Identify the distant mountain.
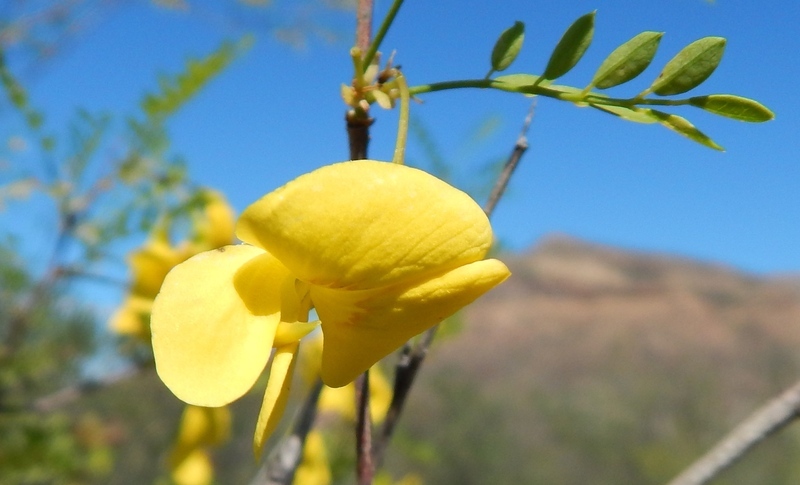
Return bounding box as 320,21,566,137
394,235,800,485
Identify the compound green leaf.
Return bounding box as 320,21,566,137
650,37,726,96
649,109,723,150
591,31,663,89
491,21,525,72
689,95,774,122
543,11,595,81
142,37,252,120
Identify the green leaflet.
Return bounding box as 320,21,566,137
650,37,726,96
490,21,525,73
543,11,595,81
649,109,723,150
591,31,663,89
689,95,775,122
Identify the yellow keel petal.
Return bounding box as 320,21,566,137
315,259,510,387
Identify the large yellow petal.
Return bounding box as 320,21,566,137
236,160,493,290
313,258,510,387
151,244,286,407
253,343,299,458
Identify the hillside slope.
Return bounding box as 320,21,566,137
394,235,800,484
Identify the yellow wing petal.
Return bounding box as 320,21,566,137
253,342,299,458
151,245,286,407
236,160,493,290
314,258,510,387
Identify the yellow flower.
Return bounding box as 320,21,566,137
151,160,510,455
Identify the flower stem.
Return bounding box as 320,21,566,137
392,71,409,165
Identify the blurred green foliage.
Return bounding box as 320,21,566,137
0,245,112,483
0,21,244,483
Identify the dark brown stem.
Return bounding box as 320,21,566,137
346,0,375,161
347,110,374,160
666,379,800,485
355,371,374,485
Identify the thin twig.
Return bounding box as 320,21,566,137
484,99,536,216
251,379,325,485
348,2,376,482
666,378,800,485
373,327,437,467
361,0,405,72
371,100,537,467
33,364,149,412
355,0,373,52
355,371,375,485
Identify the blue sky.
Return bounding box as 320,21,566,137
7,0,800,275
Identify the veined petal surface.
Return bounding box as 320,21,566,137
237,160,494,290
313,258,510,387
151,245,284,407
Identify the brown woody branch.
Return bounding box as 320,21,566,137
666,378,800,485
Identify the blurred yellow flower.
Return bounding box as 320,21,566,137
375,471,424,485
292,430,332,485
151,160,510,456
169,405,231,485
170,449,212,485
